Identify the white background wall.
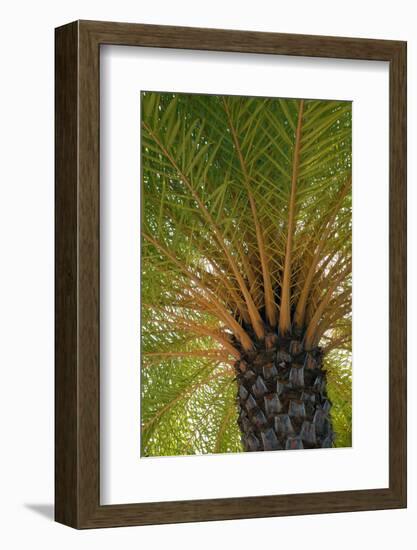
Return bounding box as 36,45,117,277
0,0,414,547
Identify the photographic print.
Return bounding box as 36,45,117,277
141,91,352,457
55,21,406,527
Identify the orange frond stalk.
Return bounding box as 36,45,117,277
223,98,277,329
294,177,351,331
165,219,252,324
313,304,351,346
279,99,304,335
142,121,265,340
304,260,351,349
173,321,241,358
142,232,253,350
322,336,351,354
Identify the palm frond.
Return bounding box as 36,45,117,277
141,91,352,456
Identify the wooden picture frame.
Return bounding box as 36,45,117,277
55,20,407,528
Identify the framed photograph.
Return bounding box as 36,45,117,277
55,20,406,528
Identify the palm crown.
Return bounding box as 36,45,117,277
141,92,352,456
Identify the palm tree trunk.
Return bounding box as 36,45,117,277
235,337,334,451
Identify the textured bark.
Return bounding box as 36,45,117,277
235,336,334,451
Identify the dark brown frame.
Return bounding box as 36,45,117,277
55,20,407,529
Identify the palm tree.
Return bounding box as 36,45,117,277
141,91,352,456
